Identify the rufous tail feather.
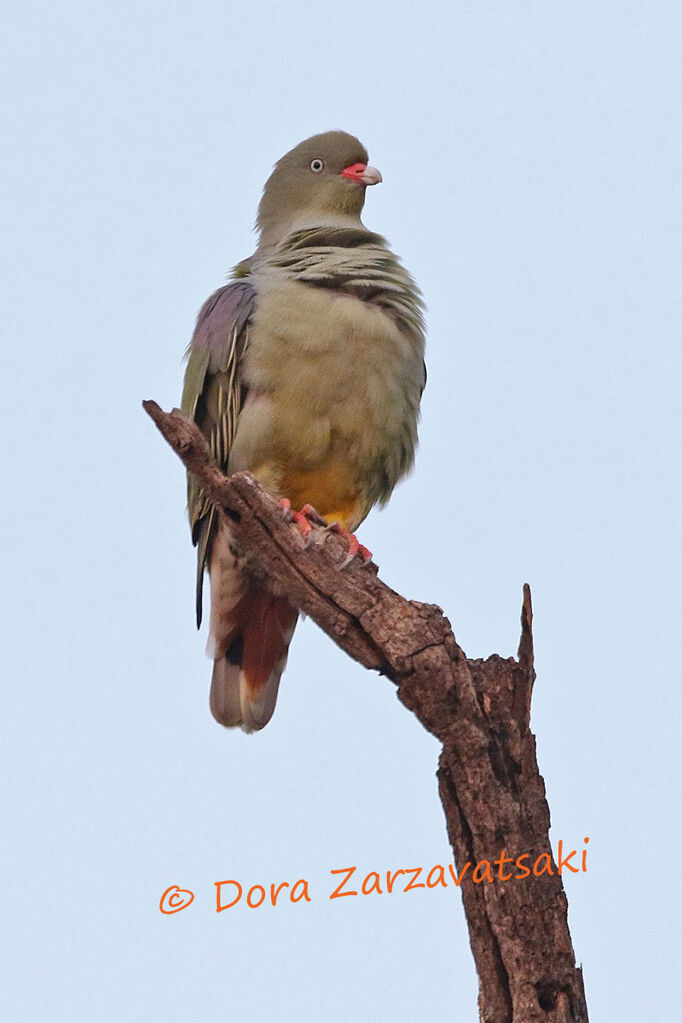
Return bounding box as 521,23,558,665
209,588,298,732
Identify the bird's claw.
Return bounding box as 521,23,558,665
298,503,328,527
279,500,372,567
279,499,325,541
326,522,372,569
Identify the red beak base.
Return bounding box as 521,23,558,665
341,162,368,183
340,162,383,186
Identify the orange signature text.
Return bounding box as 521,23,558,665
159,838,589,913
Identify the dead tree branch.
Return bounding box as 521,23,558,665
143,399,589,1023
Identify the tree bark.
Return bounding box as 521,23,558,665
143,399,589,1023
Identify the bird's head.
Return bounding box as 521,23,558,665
256,131,382,247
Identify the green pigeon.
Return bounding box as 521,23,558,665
182,130,425,731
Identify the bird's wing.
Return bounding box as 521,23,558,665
181,280,255,626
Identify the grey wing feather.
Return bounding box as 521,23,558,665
181,280,255,626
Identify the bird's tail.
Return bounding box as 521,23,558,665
208,587,298,732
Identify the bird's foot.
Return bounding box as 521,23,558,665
324,522,372,569
279,499,326,542
279,500,372,567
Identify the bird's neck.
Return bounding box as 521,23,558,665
257,212,365,254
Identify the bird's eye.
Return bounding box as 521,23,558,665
309,158,325,173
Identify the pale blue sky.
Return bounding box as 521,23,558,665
2,2,680,1020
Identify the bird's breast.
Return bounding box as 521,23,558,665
230,271,424,513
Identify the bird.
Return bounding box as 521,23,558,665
181,130,426,732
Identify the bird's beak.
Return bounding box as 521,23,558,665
340,162,383,186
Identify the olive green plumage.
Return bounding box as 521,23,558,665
181,130,426,730
256,132,370,247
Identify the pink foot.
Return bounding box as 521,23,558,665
298,503,328,527
279,500,372,566
279,499,325,539
327,522,372,566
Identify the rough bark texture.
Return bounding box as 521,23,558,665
143,399,589,1023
